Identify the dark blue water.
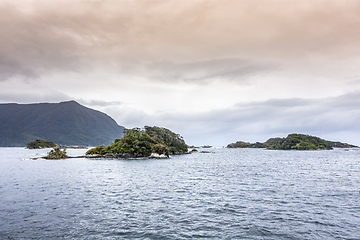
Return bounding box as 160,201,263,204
1,147,359,239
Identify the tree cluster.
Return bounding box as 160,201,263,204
86,126,188,157
26,139,57,149
265,134,333,150
226,133,354,150
227,141,266,148
45,148,68,159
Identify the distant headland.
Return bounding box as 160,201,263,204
227,133,358,150
0,101,124,147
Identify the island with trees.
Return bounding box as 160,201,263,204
44,148,69,159
26,139,57,149
86,126,189,158
227,134,358,150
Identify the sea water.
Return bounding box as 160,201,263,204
0,147,359,239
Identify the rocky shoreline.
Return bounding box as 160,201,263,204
36,151,190,160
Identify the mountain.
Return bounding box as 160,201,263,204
227,133,358,150
0,101,125,147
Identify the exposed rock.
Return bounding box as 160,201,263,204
149,153,169,159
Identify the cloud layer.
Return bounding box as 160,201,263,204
2,0,360,80
96,91,360,146
1,0,360,146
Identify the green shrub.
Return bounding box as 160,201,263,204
46,148,68,158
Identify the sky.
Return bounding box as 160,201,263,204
1,0,360,146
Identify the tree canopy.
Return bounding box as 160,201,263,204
45,148,68,159
265,134,333,150
86,126,188,157
227,133,357,150
26,139,57,149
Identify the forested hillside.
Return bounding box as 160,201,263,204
0,101,124,147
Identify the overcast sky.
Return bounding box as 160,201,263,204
1,0,360,146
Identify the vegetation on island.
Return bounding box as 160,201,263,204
227,141,266,149
86,126,188,158
227,133,358,150
264,134,333,150
45,148,68,159
26,139,57,149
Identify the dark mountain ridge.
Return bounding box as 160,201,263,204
0,101,124,147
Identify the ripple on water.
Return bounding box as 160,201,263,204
0,148,360,239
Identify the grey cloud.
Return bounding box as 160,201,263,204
0,90,71,103
147,58,272,83
99,105,151,128
78,99,123,107
0,1,126,80
1,0,359,82
228,94,360,134
0,58,38,81
107,92,360,146
326,91,360,109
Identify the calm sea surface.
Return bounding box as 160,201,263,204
0,147,359,239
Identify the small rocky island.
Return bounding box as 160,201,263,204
26,139,57,149
227,134,358,150
86,126,189,158
44,148,69,159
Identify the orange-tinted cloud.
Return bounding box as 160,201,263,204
1,0,359,80
1,0,360,145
